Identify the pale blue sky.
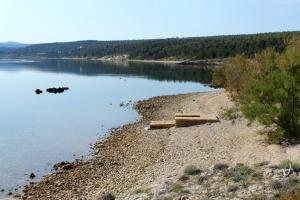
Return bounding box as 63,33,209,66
0,0,299,43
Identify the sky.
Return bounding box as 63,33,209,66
0,0,300,43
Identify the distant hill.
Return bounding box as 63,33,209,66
1,31,300,60
0,42,29,48
0,42,30,55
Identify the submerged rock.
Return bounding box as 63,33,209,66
29,173,36,179
53,161,76,171
35,89,43,95
46,87,69,94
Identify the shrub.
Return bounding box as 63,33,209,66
265,131,286,144
281,188,300,200
211,66,225,88
184,165,202,175
234,163,253,176
222,168,245,182
270,180,283,190
213,163,229,171
215,38,300,142
97,193,115,200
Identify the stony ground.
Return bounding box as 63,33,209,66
122,162,300,200
10,91,300,200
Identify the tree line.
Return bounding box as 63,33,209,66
3,31,299,60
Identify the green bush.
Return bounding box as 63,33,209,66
215,38,300,142
234,163,253,176
211,66,225,88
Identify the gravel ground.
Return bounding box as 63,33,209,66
18,91,300,200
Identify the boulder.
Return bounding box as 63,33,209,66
35,89,43,95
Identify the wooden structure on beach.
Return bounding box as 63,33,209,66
149,113,219,129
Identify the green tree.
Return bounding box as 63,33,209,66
218,38,300,142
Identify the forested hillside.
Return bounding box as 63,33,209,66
2,31,299,60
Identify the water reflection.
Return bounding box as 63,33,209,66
0,59,213,83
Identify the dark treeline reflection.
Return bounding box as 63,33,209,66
13,59,214,84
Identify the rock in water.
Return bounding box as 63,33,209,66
46,87,69,94
29,173,36,179
35,89,43,95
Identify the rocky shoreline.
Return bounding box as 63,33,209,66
11,92,300,199
20,93,188,199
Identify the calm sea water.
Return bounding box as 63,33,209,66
0,59,217,197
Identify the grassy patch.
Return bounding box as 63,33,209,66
251,170,264,181
135,187,151,194
265,130,285,144
222,163,252,183
234,163,253,176
171,183,190,194
184,165,202,175
279,160,300,172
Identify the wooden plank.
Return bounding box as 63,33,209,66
175,116,219,127
150,120,175,129
175,113,200,117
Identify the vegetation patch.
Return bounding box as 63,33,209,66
198,175,209,184
184,165,202,175
281,188,300,200
213,37,300,144
251,170,264,181
135,187,151,194
220,107,241,123
213,163,229,171
97,193,115,200
179,174,190,182
254,161,270,167
227,185,239,192
270,180,284,190
280,160,300,172
171,183,190,194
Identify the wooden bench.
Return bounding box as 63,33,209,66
150,120,175,129
175,113,201,117
175,116,219,127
